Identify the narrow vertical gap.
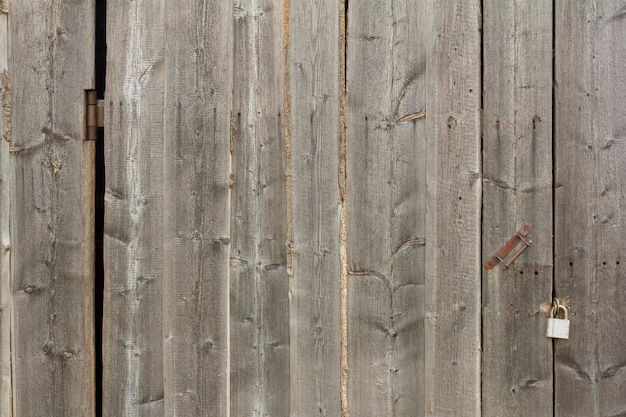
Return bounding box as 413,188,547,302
339,1,349,416
94,0,106,416
551,0,557,416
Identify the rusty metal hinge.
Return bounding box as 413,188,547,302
86,90,104,140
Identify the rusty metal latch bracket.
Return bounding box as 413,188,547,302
485,224,533,270
86,90,104,141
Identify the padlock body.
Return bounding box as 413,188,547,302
546,318,570,339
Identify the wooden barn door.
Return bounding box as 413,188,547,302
482,1,626,417
0,0,96,416
482,0,626,416
3,0,626,416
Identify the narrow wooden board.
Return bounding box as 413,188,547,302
423,2,482,416
162,1,232,415
0,9,11,416
288,0,342,414
102,0,165,414
345,0,426,415
481,2,554,416
555,1,626,415
230,1,289,416
8,0,95,415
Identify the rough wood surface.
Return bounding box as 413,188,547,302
8,0,95,415
161,1,232,415
345,1,426,416
103,0,165,415
482,2,554,416
288,0,342,415
230,1,289,416
0,9,11,416
555,1,626,415
423,2,481,416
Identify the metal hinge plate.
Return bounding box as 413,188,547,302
86,90,104,140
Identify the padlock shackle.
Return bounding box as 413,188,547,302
549,304,569,320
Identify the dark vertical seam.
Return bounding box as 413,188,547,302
94,0,106,415
551,0,557,415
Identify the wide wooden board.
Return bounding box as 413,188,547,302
287,0,342,415
482,1,554,415
103,0,166,415
9,0,95,415
346,0,426,415
423,1,482,416
162,0,233,415
230,1,289,416
555,1,626,415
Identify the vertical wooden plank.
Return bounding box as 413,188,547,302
8,0,95,415
0,5,11,415
288,0,342,415
103,0,165,415
230,1,289,416
423,1,481,416
162,0,232,415
555,1,626,415
345,0,426,416
482,2,553,416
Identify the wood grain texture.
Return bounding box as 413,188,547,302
103,0,165,415
9,0,95,415
162,0,232,415
482,1,553,416
230,1,289,416
555,1,626,415
423,1,481,416
0,9,11,416
288,0,342,415
345,1,426,416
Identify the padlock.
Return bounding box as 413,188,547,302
546,304,569,339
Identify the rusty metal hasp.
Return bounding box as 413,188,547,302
484,224,532,270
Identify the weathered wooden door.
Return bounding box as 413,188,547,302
483,2,626,416
2,0,626,416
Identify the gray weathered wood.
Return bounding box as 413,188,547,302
423,2,481,416
288,0,342,415
230,1,289,416
161,1,232,415
482,2,553,416
8,0,95,415
0,8,11,416
345,0,426,416
555,1,626,415
102,0,165,415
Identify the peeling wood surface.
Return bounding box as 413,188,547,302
8,0,95,415
103,0,165,415
346,1,426,416
482,1,554,416
288,0,342,415
423,1,482,416
0,9,11,416
161,1,233,415
555,1,626,415
230,1,289,416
